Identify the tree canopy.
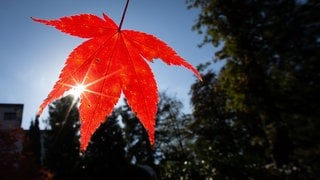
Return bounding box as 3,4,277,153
187,0,320,179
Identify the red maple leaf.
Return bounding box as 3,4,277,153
32,12,201,151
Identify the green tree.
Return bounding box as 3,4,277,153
189,65,274,179
187,0,320,179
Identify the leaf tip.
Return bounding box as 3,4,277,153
36,106,44,117
79,129,93,152
80,145,87,154
198,75,203,82
30,17,39,22
191,68,203,82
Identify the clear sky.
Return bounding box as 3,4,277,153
0,0,221,129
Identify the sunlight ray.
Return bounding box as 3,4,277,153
59,69,121,100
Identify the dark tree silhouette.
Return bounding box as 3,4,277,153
41,95,161,179
83,100,156,179
42,95,81,179
154,92,201,179
28,117,41,164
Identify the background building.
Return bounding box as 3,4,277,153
0,103,23,130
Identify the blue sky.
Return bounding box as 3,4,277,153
0,0,221,129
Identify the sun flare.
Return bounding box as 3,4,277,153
70,84,86,98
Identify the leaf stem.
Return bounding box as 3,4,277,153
118,0,130,31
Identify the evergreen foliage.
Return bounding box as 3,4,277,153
187,0,320,179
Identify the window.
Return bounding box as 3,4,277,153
3,112,17,121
